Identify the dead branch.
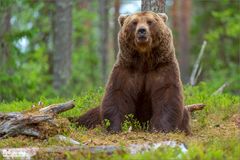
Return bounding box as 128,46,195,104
190,41,207,86
186,103,206,112
39,100,75,114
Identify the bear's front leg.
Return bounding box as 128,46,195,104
101,91,136,133
101,67,137,133
150,84,184,133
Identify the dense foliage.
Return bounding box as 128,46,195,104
0,0,239,101
0,0,100,101
191,0,240,94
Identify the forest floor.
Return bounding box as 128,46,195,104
0,83,239,159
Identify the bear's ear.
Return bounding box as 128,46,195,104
157,13,168,22
118,15,129,27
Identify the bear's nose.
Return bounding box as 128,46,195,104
138,28,146,35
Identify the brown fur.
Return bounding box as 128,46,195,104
75,11,191,135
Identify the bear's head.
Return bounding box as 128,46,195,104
118,11,170,54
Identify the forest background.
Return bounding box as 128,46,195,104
0,0,239,101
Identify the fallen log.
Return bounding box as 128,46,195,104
0,100,75,139
0,141,187,159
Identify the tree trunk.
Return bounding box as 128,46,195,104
113,0,120,59
141,0,166,12
52,0,72,90
99,0,109,84
0,8,11,68
178,0,192,83
171,0,179,51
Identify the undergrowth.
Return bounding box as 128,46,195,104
0,82,239,159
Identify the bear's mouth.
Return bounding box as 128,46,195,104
135,35,151,53
136,35,149,44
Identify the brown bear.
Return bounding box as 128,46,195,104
75,11,191,135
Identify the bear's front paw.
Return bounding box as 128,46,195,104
150,127,166,133
107,125,121,133
150,125,176,133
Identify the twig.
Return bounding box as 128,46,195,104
212,82,230,95
190,41,207,86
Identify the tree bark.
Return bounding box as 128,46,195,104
171,0,179,54
52,0,72,90
0,7,11,67
99,0,110,84
113,0,120,59
178,0,192,83
141,0,166,12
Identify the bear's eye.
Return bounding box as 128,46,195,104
147,20,153,25
132,21,138,26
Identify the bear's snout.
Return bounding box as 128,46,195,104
136,26,150,44
137,27,147,35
